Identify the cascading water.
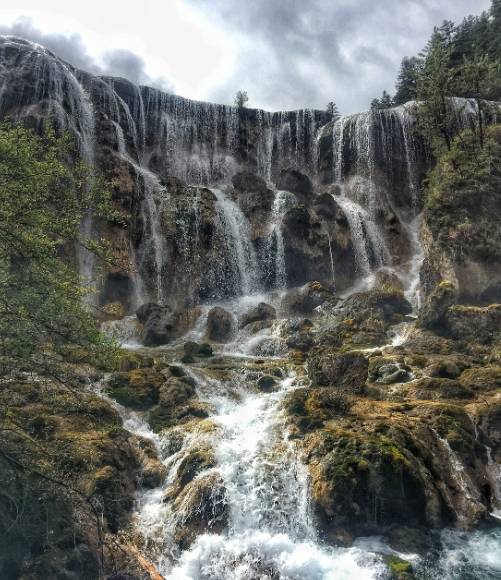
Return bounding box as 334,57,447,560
485,445,501,519
332,192,390,277
211,188,261,297
264,190,296,289
131,364,385,579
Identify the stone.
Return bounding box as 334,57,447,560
136,303,177,346
231,171,268,194
239,302,277,329
276,168,313,198
282,281,336,314
308,350,368,393
206,307,235,343
257,375,277,392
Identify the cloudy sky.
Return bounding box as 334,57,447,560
0,0,491,114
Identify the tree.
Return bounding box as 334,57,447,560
415,28,457,152
371,91,393,110
454,53,501,147
0,124,121,381
326,101,340,121
394,56,423,105
234,90,249,108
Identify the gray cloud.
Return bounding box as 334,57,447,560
0,16,174,91
188,0,491,113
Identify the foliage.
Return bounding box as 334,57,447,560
326,101,340,121
0,124,121,381
424,124,501,260
393,56,422,105
370,91,393,110
234,90,249,108
371,0,501,109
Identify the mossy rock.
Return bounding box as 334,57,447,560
107,368,165,410
459,366,501,391
385,555,414,579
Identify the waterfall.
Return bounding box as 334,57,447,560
433,431,482,527
163,368,384,579
485,445,501,519
265,190,296,289
332,104,423,215
138,174,169,304
211,188,260,297
332,193,390,277
402,214,424,312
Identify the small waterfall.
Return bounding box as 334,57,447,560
434,431,482,527
139,176,168,304
332,104,423,214
402,214,424,312
265,190,296,289
333,193,390,277
485,445,501,519
211,188,260,297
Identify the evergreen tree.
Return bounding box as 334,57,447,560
416,28,457,152
326,101,340,121
394,56,422,105
454,53,501,147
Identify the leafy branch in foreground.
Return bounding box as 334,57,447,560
0,123,122,380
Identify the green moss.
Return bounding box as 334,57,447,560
386,555,414,579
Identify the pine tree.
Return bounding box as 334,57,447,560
394,57,422,105
326,101,340,121
416,28,457,152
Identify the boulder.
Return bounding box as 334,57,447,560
232,171,268,194
239,303,277,329
308,350,368,393
136,303,177,346
418,281,457,331
282,281,336,314
206,307,235,343
183,341,214,358
276,168,313,199
106,368,165,410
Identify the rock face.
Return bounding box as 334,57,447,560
137,303,177,346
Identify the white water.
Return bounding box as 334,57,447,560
265,190,296,289
485,446,501,519
212,188,261,296
333,193,389,276
164,371,384,579
433,432,482,527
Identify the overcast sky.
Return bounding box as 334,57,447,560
0,0,491,114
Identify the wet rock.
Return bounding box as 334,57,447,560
368,357,413,384
308,350,368,393
183,341,214,357
418,281,456,331
276,168,313,199
387,526,432,556
171,473,227,550
136,302,177,346
232,171,268,194
239,302,277,329
257,375,277,392
206,307,235,343
107,368,165,410
282,281,336,315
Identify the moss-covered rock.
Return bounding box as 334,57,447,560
107,368,165,410
308,349,368,393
